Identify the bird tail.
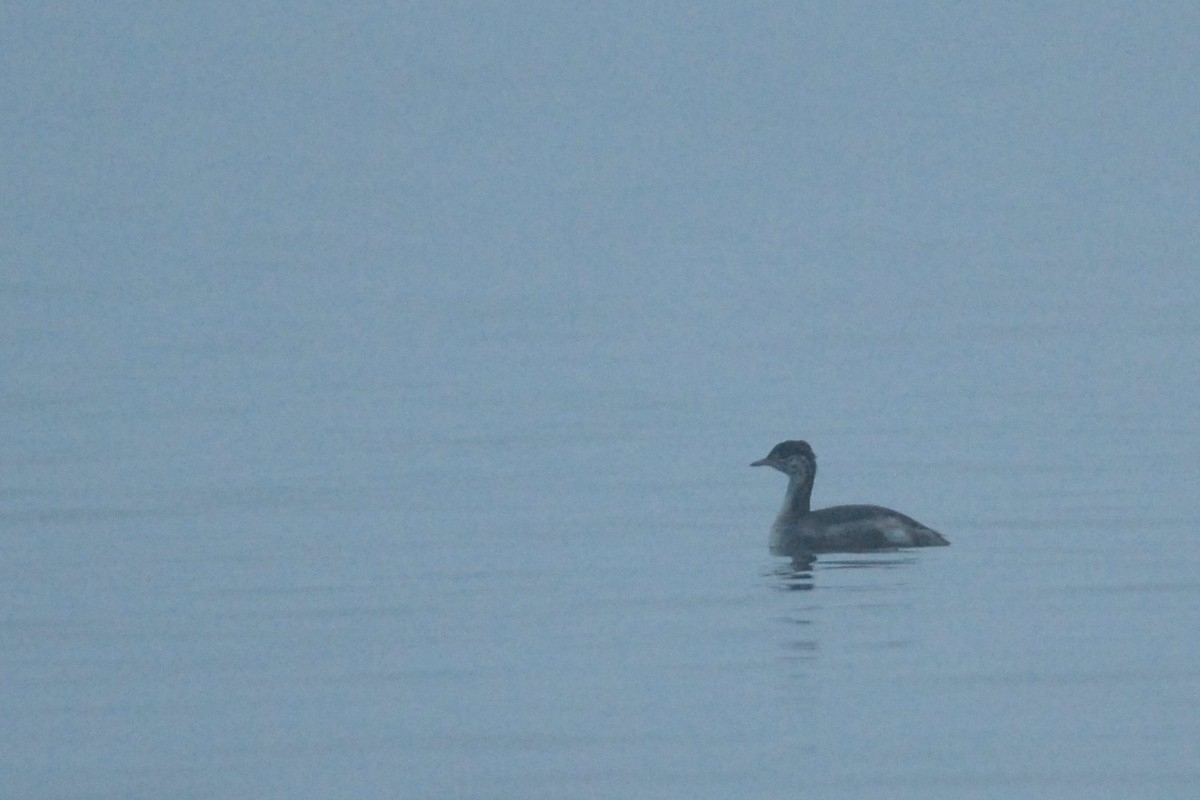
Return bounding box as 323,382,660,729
913,526,950,546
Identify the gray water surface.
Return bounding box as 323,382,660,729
5,4,1200,798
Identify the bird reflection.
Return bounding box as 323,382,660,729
770,553,815,590
768,550,919,590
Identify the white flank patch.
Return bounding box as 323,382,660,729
881,524,914,546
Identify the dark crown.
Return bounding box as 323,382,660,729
766,440,815,461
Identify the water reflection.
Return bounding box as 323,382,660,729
767,551,919,590
769,559,815,591
817,554,918,570
767,551,926,672
780,633,820,663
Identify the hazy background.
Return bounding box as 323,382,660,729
4,3,1199,798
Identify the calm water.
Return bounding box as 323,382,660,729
5,5,1200,799
6,266,1198,799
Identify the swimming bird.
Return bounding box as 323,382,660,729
751,440,949,558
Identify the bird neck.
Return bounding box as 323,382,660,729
779,471,814,521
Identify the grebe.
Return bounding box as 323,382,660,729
751,440,949,557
